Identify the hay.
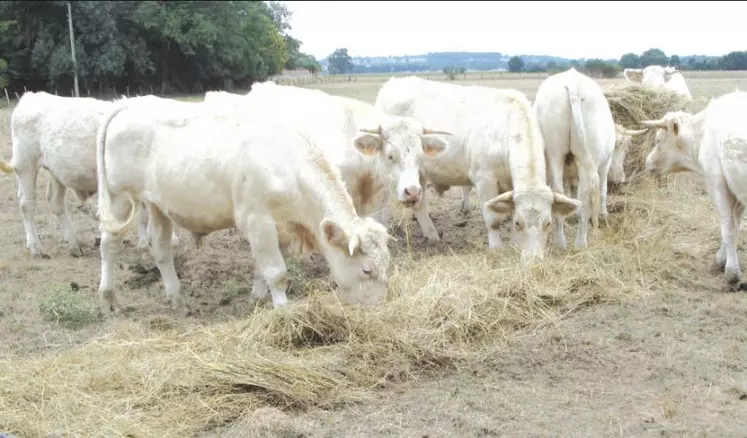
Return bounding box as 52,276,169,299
603,84,691,182
0,173,726,438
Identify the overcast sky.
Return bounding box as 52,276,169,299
280,1,744,60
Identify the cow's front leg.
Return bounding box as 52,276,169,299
411,186,440,242
460,186,471,213
474,174,501,249
242,213,289,308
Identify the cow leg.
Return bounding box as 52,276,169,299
250,264,269,303
460,186,471,213
599,158,612,226
411,186,440,242
148,204,189,313
241,213,289,307
709,178,743,287
574,164,593,249
137,203,151,250
48,175,83,257
474,174,502,249
16,165,48,259
97,196,132,313
547,155,568,249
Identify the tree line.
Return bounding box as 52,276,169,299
0,1,321,95
507,48,747,78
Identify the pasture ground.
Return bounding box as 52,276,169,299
0,71,746,437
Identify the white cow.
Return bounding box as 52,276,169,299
623,65,693,102
534,68,620,248
0,91,178,259
642,90,747,289
375,76,581,259
608,123,650,184
207,83,452,227
95,95,393,313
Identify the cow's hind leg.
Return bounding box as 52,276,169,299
148,204,189,314
239,211,289,308
15,163,47,259
708,177,743,288
599,158,612,226
97,195,132,314
48,176,83,257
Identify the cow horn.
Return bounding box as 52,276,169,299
620,128,649,136
423,128,453,136
359,126,381,135
641,120,665,129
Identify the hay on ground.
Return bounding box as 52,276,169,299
0,174,725,438
603,83,691,182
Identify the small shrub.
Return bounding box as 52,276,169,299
39,285,98,329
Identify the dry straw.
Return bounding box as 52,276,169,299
603,83,690,181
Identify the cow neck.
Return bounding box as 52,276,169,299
299,146,361,241
682,109,709,174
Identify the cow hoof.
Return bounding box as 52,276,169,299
724,271,742,291
710,259,726,274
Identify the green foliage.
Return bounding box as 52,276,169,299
443,65,466,80
39,284,99,329
0,57,7,89
327,48,353,75
0,0,318,94
508,56,524,73
583,58,620,79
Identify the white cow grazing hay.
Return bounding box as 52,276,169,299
95,95,392,313
623,65,693,103
0,91,177,259
642,90,747,290
208,83,452,228
535,68,647,248
375,76,580,260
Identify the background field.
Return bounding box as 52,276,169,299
1,71,746,437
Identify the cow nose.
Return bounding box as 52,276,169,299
404,186,421,200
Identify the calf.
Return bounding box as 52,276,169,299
375,76,580,260
0,91,178,259
642,90,747,289
95,95,392,313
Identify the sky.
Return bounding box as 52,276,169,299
280,1,746,60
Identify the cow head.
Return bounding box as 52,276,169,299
642,112,698,175
319,216,392,305
352,118,451,207
485,187,580,261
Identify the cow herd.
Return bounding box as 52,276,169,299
1,65,746,318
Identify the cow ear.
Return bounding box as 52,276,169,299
320,219,349,251
422,134,448,158
551,193,580,218
353,133,383,157
486,190,514,218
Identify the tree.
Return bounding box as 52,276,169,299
619,53,640,69
0,57,7,89
639,48,668,67
669,55,681,67
327,48,353,75
721,51,747,71
508,56,524,73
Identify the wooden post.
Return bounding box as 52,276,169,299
67,2,80,97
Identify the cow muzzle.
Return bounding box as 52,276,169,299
400,185,422,206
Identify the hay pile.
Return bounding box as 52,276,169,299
0,175,724,438
603,84,691,181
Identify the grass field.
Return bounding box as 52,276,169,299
0,71,746,437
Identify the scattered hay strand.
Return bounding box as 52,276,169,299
0,172,726,438
603,84,690,181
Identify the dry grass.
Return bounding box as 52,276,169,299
0,72,741,437
0,172,724,437
603,84,691,180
